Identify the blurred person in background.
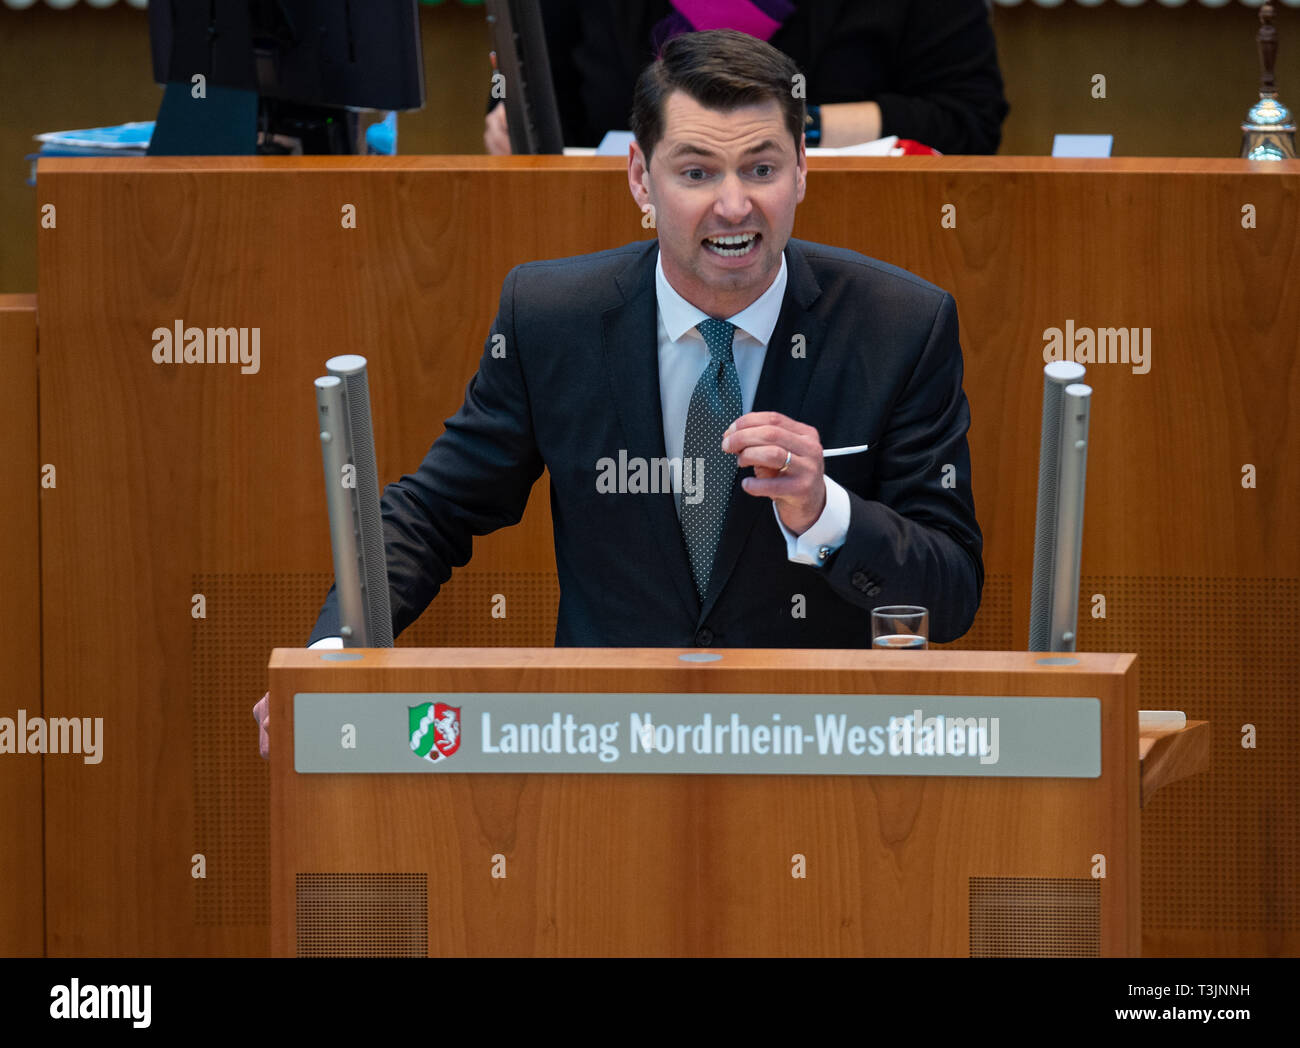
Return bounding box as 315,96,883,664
485,0,1009,155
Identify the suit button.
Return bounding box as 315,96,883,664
851,570,870,592
695,628,714,646
866,584,881,597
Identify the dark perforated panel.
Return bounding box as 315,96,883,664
969,877,1101,957
296,873,428,957
191,572,304,926
1078,576,1300,933
400,571,559,647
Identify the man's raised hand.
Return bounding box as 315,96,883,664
721,410,827,535
253,692,270,760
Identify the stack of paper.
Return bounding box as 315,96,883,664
28,121,154,183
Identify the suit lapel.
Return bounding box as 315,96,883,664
699,240,826,623
602,241,701,622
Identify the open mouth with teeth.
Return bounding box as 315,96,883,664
703,232,761,258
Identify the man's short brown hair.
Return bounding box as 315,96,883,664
629,28,806,168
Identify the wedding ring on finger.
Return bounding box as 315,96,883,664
777,449,792,474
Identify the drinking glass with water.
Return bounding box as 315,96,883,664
871,606,929,649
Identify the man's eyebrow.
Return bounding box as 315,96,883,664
665,139,784,160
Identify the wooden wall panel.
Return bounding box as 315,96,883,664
0,295,43,957
36,156,1300,956
989,4,1300,158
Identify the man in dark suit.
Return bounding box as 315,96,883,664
257,29,981,754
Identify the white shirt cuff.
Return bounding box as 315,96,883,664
308,636,344,650
773,475,850,566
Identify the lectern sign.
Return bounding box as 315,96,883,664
294,692,1102,777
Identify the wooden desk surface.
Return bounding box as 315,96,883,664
1140,721,1211,808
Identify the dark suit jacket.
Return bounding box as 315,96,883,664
538,0,1009,154
309,237,983,648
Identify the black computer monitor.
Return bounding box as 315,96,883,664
148,1,425,156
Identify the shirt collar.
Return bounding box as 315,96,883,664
655,246,788,347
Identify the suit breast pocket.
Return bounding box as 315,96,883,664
823,443,876,496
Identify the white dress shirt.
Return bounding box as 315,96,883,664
654,249,850,563
309,247,849,650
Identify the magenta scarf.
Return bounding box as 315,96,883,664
652,0,796,55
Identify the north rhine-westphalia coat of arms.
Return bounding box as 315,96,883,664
408,701,461,763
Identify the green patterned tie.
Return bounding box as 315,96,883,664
680,318,742,601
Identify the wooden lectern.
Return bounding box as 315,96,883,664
270,647,1186,957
